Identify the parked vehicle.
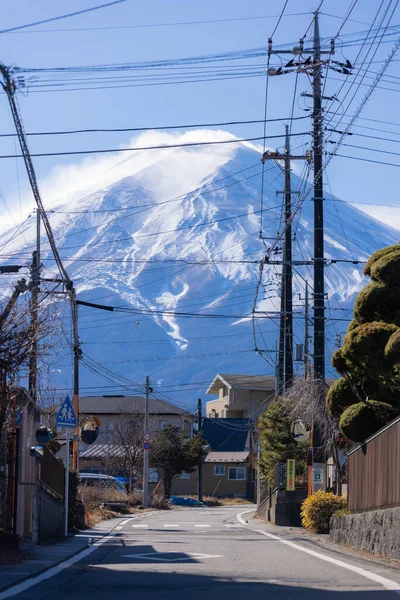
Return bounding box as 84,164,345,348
169,496,205,507
79,473,127,494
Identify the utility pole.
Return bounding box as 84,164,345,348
283,125,293,389
256,441,261,513
29,209,41,401
143,375,150,509
262,132,308,393
312,12,325,387
197,398,203,503
304,281,311,380
72,293,80,471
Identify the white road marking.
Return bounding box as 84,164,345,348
121,552,223,562
0,514,154,600
163,524,180,527
0,533,117,600
235,508,400,596
225,524,239,528
254,529,400,595
131,524,148,528
236,508,255,525
194,524,211,528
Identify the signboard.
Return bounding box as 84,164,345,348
279,462,285,487
286,459,296,491
290,420,310,443
144,432,151,442
143,441,151,450
313,469,324,485
56,395,77,428
80,416,101,446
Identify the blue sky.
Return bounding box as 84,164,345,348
0,0,399,227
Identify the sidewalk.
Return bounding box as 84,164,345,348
0,515,126,592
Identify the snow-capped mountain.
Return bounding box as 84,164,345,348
0,130,398,408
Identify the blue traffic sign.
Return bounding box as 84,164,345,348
143,442,151,450
56,395,77,428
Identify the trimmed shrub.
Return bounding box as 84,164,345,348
301,491,347,534
339,400,397,442
347,319,360,332
331,349,349,375
385,328,400,364
326,378,360,419
363,244,400,277
353,282,400,325
370,249,400,288
341,321,397,374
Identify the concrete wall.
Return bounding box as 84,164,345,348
258,489,307,527
330,507,400,560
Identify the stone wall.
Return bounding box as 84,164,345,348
330,507,400,560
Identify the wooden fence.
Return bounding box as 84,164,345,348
348,416,400,513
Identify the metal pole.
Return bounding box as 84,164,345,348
304,281,311,380
312,11,326,491
29,209,41,400
283,124,293,389
312,11,325,385
197,398,203,503
143,375,150,509
72,292,80,471
64,429,70,537
256,442,261,512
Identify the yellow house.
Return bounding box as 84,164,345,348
206,373,276,420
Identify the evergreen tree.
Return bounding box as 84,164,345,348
150,425,204,499
258,401,308,483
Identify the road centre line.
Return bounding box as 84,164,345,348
194,524,211,528
236,510,400,595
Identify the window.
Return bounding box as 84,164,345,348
228,467,246,481
159,420,168,430
214,465,225,476
177,472,191,479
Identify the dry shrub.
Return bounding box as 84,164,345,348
201,496,221,506
150,494,170,510
301,491,347,534
80,486,128,512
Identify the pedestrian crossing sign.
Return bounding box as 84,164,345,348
56,395,77,428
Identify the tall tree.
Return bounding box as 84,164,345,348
328,244,400,442
150,425,204,499
258,400,308,483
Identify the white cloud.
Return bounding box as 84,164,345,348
352,203,400,232
0,129,260,235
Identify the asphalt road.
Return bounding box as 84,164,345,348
3,506,400,599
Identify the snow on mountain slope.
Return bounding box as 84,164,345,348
0,130,398,407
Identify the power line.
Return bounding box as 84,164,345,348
0,132,309,159
0,0,128,34
3,12,311,34
0,115,309,139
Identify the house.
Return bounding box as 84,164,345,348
77,394,195,473
206,373,275,420
171,418,253,499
